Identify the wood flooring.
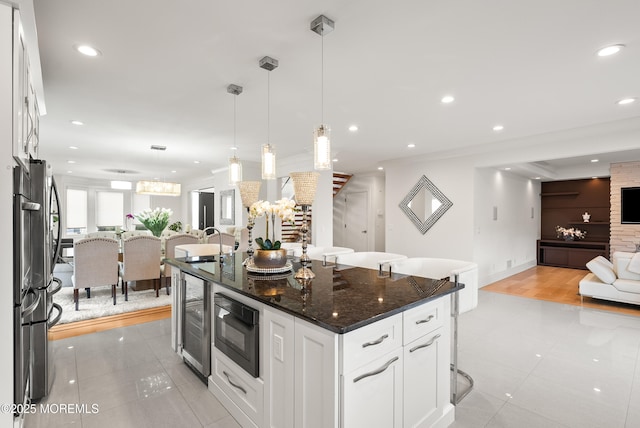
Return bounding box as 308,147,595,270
48,305,171,340
50,265,639,340
484,265,640,317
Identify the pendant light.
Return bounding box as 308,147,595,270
311,15,334,171
227,84,243,185
259,56,278,180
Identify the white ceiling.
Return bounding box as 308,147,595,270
32,0,640,183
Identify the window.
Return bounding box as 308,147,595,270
96,191,124,230
66,188,87,235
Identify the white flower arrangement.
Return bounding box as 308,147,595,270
249,198,297,249
555,225,587,240
135,207,173,237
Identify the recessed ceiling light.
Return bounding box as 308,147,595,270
67,160,76,164
377,166,384,170
617,97,636,105
591,159,599,163
70,120,84,126
69,146,78,150
348,125,358,132
441,95,455,104
75,44,101,57
171,170,177,173
332,158,338,162
67,171,73,174
194,160,200,164
533,177,541,180
504,167,511,171
597,44,625,57
407,143,415,148
493,125,504,131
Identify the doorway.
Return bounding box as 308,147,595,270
343,191,369,252
198,191,214,231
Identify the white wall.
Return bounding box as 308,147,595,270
473,168,540,285
385,157,476,261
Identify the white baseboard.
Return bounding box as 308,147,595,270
479,260,536,288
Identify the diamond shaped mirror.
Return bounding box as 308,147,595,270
399,175,453,234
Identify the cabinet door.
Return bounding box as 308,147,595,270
342,348,403,428
403,329,444,428
263,307,295,428
294,319,338,428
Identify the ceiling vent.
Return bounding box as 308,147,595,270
150,145,167,151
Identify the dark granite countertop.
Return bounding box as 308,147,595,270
167,253,463,334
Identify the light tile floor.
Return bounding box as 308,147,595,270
25,290,640,428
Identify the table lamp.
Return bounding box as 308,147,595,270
290,172,319,279
238,181,261,260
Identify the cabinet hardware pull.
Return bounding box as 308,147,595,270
223,371,247,394
362,333,389,348
415,315,435,325
353,356,399,383
409,334,441,353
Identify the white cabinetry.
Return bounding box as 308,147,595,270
12,9,39,169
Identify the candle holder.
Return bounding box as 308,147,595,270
290,172,319,280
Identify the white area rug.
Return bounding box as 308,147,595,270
54,285,171,324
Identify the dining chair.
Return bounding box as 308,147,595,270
71,237,120,310
120,235,162,298
161,233,199,294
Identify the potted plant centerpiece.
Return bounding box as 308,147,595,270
135,207,173,237
249,198,296,269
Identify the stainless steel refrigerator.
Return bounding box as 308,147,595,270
13,159,63,406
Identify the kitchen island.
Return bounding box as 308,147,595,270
167,253,463,428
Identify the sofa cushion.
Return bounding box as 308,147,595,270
613,252,640,281
586,258,617,284
611,278,640,294
594,255,613,270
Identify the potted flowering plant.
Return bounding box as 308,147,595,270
135,207,173,237
249,198,297,268
555,225,587,241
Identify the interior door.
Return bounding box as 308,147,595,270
198,192,214,230
344,191,369,252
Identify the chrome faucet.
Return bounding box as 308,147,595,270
202,227,225,259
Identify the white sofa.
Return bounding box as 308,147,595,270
579,252,640,305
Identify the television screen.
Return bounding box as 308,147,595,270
621,187,640,224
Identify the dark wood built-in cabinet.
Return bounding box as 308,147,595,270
538,178,610,269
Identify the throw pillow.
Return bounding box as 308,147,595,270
594,255,613,270
586,258,617,284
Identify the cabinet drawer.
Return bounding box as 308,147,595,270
403,299,444,345
211,352,264,425
341,313,402,374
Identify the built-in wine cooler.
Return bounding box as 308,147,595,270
180,274,211,383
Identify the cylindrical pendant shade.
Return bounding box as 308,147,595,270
238,181,262,208
290,172,319,206
228,156,242,185
262,144,276,180
314,125,331,170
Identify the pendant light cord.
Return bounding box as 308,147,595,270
233,94,237,151
267,71,271,145
321,32,324,125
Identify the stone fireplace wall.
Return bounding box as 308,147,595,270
610,161,640,255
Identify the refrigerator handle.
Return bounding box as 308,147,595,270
22,201,41,211
22,289,41,318
49,277,62,296
50,177,63,269
48,303,63,329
